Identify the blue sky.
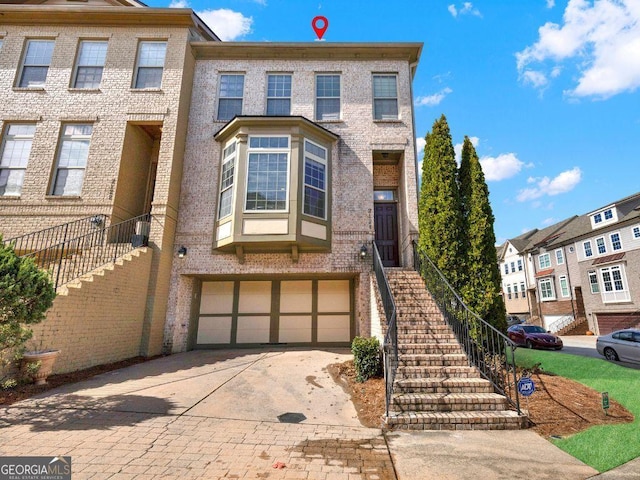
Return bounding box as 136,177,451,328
150,0,640,244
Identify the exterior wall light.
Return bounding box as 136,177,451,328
177,246,187,258
360,244,368,258
90,215,103,228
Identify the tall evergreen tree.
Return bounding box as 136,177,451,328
458,137,506,330
418,115,464,289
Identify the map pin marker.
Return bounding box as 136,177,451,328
312,16,329,40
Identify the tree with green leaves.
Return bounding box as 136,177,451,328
458,137,506,330
1,237,56,388
418,114,464,289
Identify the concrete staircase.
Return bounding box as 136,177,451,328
384,269,525,430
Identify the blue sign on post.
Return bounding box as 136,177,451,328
518,377,535,397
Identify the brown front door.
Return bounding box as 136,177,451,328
374,203,399,267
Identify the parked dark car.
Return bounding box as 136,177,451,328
596,329,640,363
507,324,563,350
507,315,524,327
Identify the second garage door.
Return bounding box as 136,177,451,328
196,278,354,347
596,313,640,335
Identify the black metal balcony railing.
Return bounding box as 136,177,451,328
413,242,521,415
372,242,398,417
4,214,151,290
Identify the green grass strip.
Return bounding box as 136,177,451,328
515,348,640,472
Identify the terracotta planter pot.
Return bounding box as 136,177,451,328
21,350,60,385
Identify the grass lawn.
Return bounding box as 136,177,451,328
515,348,640,472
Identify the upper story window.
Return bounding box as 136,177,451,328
315,74,340,121
372,74,398,120
633,225,640,239
555,249,564,265
266,74,291,116
513,283,519,298
303,140,327,219
133,41,166,89
610,232,622,251
218,142,236,219
51,124,93,196
517,259,523,271
559,275,570,297
18,39,54,88
599,264,630,303
217,74,244,121
504,264,508,275
506,285,512,299
538,253,551,269
596,237,606,254
520,282,526,298
245,136,289,212
593,213,602,224
510,261,515,273
584,240,593,258
73,40,108,89
604,209,613,220
590,207,617,229
0,124,36,197
588,270,599,294
539,278,555,301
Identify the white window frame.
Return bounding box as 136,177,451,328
539,277,556,301
633,225,640,239
372,74,399,120
513,283,519,299
50,124,93,196
520,282,526,299
506,285,512,300
0,124,36,197
596,236,606,255
517,259,523,271
217,73,245,121
588,270,599,294
315,74,341,121
72,40,108,89
599,264,630,303
538,253,551,269
559,275,570,298
266,73,292,116
583,240,593,258
610,232,622,251
555,248,564,265
132,40,166,89
302,139,327,220
504,264,508,275
244,135,290,213
590,207,617,229
218,141,237,219
18,39,55,88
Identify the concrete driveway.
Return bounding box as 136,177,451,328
0,349,604,479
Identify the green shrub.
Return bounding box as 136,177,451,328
351,336,382,382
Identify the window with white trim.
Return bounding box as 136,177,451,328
73,40,108,89
591,208,617,229
51,124,93,196
520,282,526,299
510,262,515,273
315,74,340,121
633,225,640,239
538,253,551,269
593,213,602,224
18,39,54,88
588,270,599,294
217,74,244,121
245,136,289,211
599,264,630,303
0,124,36,197
303,140,327,219
584,240,593,258
504,264,508,275
610,232,622,251
604,209,613,220
266,74,291,116
372,74,398,120
506,285,512,299
133,41,166,89
596,237,606,254
555,249,564,265
539,278,555,300
559,275,570,298
517,259,523,271
218,142,236,219
513,284,519,298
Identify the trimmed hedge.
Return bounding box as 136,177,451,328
351,336,382,382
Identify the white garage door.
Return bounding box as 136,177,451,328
196,279,353,347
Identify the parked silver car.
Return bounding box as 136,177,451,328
596,329,640,363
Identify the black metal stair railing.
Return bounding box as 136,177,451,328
413,241,522,415
372,242,398,417
4,214,151,290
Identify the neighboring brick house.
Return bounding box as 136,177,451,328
0,0,218,358
498,232,536,321
163,42,422,352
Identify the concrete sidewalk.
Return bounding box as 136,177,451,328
0,349,629,479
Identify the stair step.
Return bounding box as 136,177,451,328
391,393,508,412
394,377,494,394
396,365,479,379
385,410,526,430
398,333,458,342
398,343,463,355
398,354,469,367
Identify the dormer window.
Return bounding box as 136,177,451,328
590,207,617,229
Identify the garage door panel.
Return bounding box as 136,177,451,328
279,315,313,343
197,316,232,344
597,314,640,335
236,315,271,343
239,281,272,313
318,280,350,312
200,281,234,314
280,281,312,313
317,314,351,342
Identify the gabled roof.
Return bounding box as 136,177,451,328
3,0,147,6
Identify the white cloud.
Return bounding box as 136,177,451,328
168,0,189,7
453,136,479,164
416,137,426,154
415,87,453,107
480,153,526,181
516,167,582,201
541,217,556,226
516,0,640,99
197,9,253,41
448,2,482,18
522,70,548,88
546,0,555,8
